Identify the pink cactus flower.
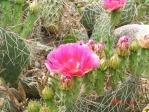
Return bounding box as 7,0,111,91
104,0,126,11
45,43,100,77
117,36,130,56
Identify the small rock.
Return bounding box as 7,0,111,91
114,24,149,45
34,60,41,68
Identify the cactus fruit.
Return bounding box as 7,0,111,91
95,68,105,96
0,28,29,84
136,48,149,75
136,35,149,75
109,68,120,90
108,55,121,89
117,56,127,82
129,40,140,75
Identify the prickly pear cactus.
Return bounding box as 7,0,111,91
0,28,29,84
80,2,105,30
119,0,137,25
91,12,111,42
0,0,38,38
39,0,63,34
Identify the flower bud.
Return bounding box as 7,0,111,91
139,34,149,49
77,40,84,46
0,98,4,107
96,42,105,58
42,86,54,100
117,36,130,56
108,54,121,69
27,100,40,112
60,75,73,91
130,40,140,51
86,39,96,51
29,0,39,13
99,58,107,71
40,106,51,112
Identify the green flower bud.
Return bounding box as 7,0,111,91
42,86,54,100
27,100,40,112
99,58,107,71
77,4,81,8
29,0,39,13
40,106,51,112
108,54,121,69
130,40,140,51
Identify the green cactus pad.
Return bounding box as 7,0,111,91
0,28,29,84
80,2,105,30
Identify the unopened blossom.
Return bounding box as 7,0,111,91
86,39,96,51
117,36,130,56
45,43,100,77
60,75,73,90
130,40,140,51
139,34,149,49
108,54,121,69
42,86,54,100
99,58,107,71
104,0,126,11
77,40,85,46
96,42,105,58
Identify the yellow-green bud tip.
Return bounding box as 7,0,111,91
40,106,51,112
99,58,107,71
108,54,121,69
42,86,54,100
29,0,39,13
27,100,40,112
130,40,140,51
